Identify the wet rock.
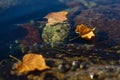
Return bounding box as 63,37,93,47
89,73,99,80
9,41,22,54
29,43,41,53
79,62,90,69
116,50,120,54
57,62,70,73
46,60,55,67
71,60,79,70
74,5,120,40
42,21,71,47
105,66,115,72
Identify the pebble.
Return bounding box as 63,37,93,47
89,73,98,79
71,61,79,70
79,62,90,69
58,63,70,73
116,50,120,54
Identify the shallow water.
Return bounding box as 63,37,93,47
0,0,66,59
0,1,120,80
0,0,120,58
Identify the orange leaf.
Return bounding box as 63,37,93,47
44,11,68,26
75,24,95,40
14,53,50,75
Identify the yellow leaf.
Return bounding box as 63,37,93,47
75,24,95,40
44,11,68,26
13,53,50,75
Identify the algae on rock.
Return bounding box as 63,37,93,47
42,21,71,47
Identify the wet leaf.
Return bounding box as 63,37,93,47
75,24,95,40
44,11,68,26
12,53,50,75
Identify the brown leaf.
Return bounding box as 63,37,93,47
13,53,50,75
75,24,95,40
44,11,68,26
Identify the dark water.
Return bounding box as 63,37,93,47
0,0,66,59
0,1,120,80
0,0,120,59
0,0,66,32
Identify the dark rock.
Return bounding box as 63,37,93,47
71,60,80,71
79,62,90,69
58,62,70,73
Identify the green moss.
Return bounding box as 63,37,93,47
42,21,71,47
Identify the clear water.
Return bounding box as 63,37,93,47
0,0,120,59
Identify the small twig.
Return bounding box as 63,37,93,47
69,36,80,41
9,55,21,62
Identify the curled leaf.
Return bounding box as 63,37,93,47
75,24,95,40
12,53,50,75
44,11,68,26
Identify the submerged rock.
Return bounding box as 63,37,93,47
42,21,71,47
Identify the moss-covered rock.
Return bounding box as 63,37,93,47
42,21,71,47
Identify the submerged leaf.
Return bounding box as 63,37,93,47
12,53,50,75
75,24,95,40
44,11,68,26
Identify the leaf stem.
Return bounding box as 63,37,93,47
69,36,80,41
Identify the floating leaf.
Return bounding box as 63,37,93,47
12,53,50,75
44,11,68,26
75,24,95,40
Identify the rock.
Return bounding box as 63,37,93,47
57,62,70,73
74,5,120,40
89,73,99,80
116,50,120,54
42,21,71,47
79,62,90,69
71,60,80,70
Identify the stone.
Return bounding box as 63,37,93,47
42,21,71,47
